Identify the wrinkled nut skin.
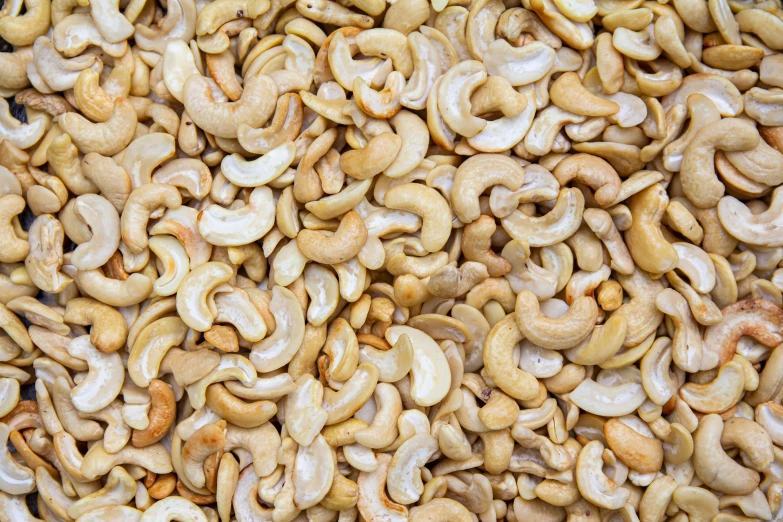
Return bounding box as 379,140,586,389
8,0,783,518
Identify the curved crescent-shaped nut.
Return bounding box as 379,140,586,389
238,93,303,154
720,416,774,471
462,216,511,277
384,183,452,253
66,465,137,520
297,210,368,264
718,187,783,247
0,48,33,92
604,417,663,473
69,194,120,270
220,142,296,187
58,98,137,156
0,195,28,263
576,440,630,509
121,184,182,254
692,414,760,495
0,99,47,150
81,439,173,480
501,188,584,247
250,285,305,372
341,132,402,180
197,186,275,246
359,332,414,384
175,262,234,332
483,314,540,401
570,376,647,417
0,423,34,494
483,40,555,87
735,8,783,51
387,433,439,504
385,325,451,407
703,299,783,368
680,118,760,209
551,72,620,117
357,453,408,522
583,209,633,275
452,154,525,224
437,60,487,138
205,383,276,428
624,183,679,274
133,379,175,447
0,0,50,46
322,361,378,424
553,154,622,207
67,335,124,413
354,383,402,449
148,235,190,296
183,74,277,138
152,158,212,200
354,73,405,119
182,420,226,489
64,297,127,353
679,361,744,413
121,133,177,189
514,291,598,350
128,317,189,387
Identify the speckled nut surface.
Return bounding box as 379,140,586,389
3,0,783,518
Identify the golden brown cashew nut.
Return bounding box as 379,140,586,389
625,183,679,274
604,417,663,473
483,315,539,401
503,186,581,246
384,184,452,253
132,379,175,448
183,74,277,139
703,298,783,368
514,291,598,350
63,297,127,354
452,154,525,224
0,0,50,46
553,154,622,208
0,195,28,263
550,72,619,117
297,210,368,264
121,184,182,254
462,216,511,277
58,98,137,156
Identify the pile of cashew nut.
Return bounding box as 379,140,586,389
0,0,783,518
